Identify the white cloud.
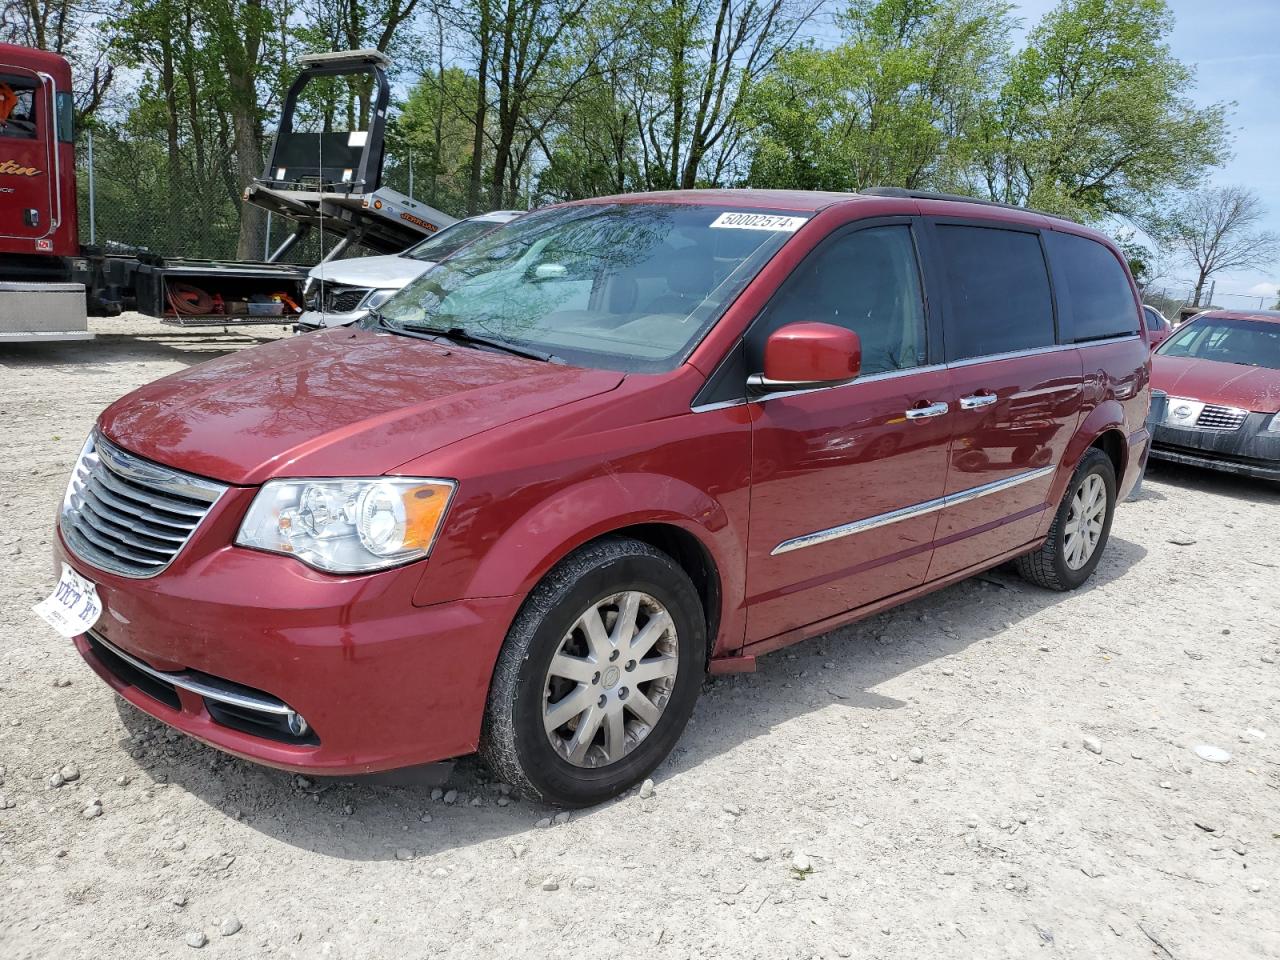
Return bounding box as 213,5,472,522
1247,281,1278,297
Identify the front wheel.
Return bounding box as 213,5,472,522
480,537,706,807
1015,448,1117,591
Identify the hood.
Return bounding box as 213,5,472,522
98,329,623,485
308,254,431,290
1152,355,1280,414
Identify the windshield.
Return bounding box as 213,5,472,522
1156,316,1280,370
376,203,806,372
404,218,505,262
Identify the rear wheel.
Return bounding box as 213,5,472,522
480,537,705,807
1015,448,1116,591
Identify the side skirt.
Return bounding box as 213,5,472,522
723,536,1047,664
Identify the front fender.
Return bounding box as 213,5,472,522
412,472,748,652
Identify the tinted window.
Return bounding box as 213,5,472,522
1047,231,1140,342
55,92,74,144
0,76,38,139
751,225,927,376
935,224,1055,361
1142,307,1165,332
405,218,504,262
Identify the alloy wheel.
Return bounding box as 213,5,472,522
542,591,679,768
1063,473,1107,570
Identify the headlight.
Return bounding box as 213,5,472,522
364,288,398,310
235,478,455,573
1267,412,1280,433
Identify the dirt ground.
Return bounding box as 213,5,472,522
1,314,1277,960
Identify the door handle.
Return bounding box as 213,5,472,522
905,401,949,420
959,393,998,410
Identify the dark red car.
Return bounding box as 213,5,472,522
1150,309,1280,480
47,190,1152,806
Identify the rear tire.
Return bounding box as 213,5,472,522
480,537,705,807
1015,448,1116,591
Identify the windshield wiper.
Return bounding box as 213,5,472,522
399,322,560,363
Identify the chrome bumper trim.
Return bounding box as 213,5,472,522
88,630,298,721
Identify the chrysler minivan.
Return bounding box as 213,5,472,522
47,189,1152,806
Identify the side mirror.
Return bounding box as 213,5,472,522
749,322,861,391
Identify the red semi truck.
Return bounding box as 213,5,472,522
0,43,455,342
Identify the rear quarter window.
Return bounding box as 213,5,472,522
934,224,1056,361
1046,231,1140,342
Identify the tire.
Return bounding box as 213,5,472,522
1015,448,1117,591
480,537,706,807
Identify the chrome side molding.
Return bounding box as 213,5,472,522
771,464,1056,555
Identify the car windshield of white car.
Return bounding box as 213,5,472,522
378,203,807,372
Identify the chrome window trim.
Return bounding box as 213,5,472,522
88,630,301,722
690,363,948,412
771,464,1056,555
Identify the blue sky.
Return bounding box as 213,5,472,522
1018,0,1280,304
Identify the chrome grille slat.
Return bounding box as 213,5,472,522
60,434,227,579
78,482,192,540
75,497,188,553
1194,404,1247,432
92,467,208,518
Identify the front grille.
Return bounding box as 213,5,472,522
60,433,226,578
1195,404,1248,431
324,286,371,313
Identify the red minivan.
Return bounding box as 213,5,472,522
47,189,1152,806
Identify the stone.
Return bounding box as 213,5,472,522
535,817,552,828
0,795,14,810
116,775,132,786
185,930,207,949
510,843,528,859
220,918,242,937
552,811,571,825
430,788,443,801
395,848,414,861
171,894,188,907
750,849,771,862
571,876,596,889
1167,534,1196,546
53,678,72,688
722,802,742,816
82,801,103,819
541,878,560,891
1159,781,1173,789
940,667,954,677
1082,736,1103,755
791,854,813,874
909,748,924,764
1193,744,1231,764
496,796,510,807
442,789,458,805
638,778,656,799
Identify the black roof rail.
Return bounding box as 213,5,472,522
860,186,1078,223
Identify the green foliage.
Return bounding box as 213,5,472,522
979,0,1229,223
743,0,1013,192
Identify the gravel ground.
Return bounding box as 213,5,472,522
2,314,1278,960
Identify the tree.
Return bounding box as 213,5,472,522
977,0,1229,224
1167,186,1279,307
743,0,1013,192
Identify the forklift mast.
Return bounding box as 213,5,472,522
247,49,456,259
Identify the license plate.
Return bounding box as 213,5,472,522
33,563,103,638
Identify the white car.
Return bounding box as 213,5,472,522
295,210,523,331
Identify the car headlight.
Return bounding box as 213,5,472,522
235,478,455,573
1267,412,1280,433
364,288,398,311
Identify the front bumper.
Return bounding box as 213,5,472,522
1150,414,1280,481
57,532,518,775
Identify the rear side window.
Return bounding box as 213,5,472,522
0,76,38,139
1047,231,1140,342
1143,306,1167,333
934,224,1056,361
751,224,928,376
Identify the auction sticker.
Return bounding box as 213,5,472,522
710,212,808,232
33,563,103,638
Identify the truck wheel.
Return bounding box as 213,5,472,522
1015,448,1116,591
480,537,705,807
